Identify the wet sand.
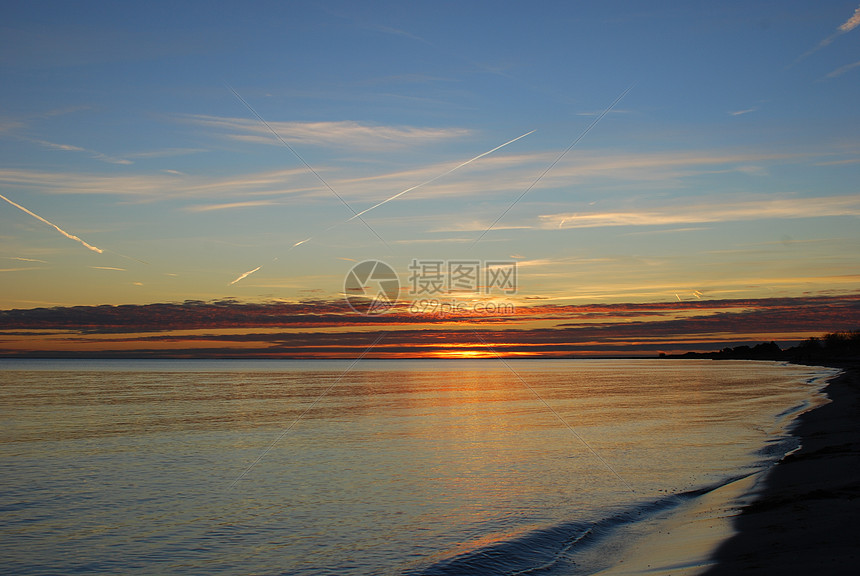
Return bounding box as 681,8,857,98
592,473,759,576
702,363,860,575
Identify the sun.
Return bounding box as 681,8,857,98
431,349,496,359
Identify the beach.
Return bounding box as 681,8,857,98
702,363,860,575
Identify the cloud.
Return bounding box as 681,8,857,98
839,5,860,32
623,227,710,236
125,148,206,159
540,195,860,229
1,295,857,358
34,140,87,152
0,167,317,201
0,147,826,213
27,135,202,165
728,108,757,116
322,5,431,46
180,115,471,151
825,59,860,79
341,130,535,223
187,200,279,212
221,128,535,275
0,267,43,272
815,157,860,166
5,256,48,263
800,4,860,59
32,139,133,165
392,237,475,245
89,266,126,271
398,149,805,203
3,141,814,202
90,154,133,165
0,119,26,134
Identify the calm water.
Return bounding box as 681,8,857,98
0,359,835,575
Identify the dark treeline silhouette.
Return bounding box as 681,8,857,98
660,330,860,362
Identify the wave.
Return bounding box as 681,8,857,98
405,475,754,576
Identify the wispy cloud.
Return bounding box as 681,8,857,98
5,256,49,263
799,4,860,60
90,266,126,271
342,130,535,223
0,119,25,134
0,167,317,201
471,85,633,246
0,267,43,272
219,129,534,282
825,59,860,79
1,112,201,164
1,108,87,135
391,237,475,245
540,195,860,229
0,193,103,253
34,139,87,152
322,5,431,46
181,115,471,151
839,5,860,32
623,227,710,236
815,157,860,166
124,147,206,159
29,136,203,163
728,108,757,116
186,200,279,212
32,139,133,165
0,147,824,210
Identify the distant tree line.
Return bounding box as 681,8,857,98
660,330,860,362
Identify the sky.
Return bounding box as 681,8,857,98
1,1,859,357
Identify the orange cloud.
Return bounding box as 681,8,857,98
1,295,858,358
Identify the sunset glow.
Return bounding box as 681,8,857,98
1,2,859,356
1,295,857,358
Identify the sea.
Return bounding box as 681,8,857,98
0,359,837,575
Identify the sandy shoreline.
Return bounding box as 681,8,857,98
701,362,860,575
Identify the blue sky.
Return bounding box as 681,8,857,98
1,1,859,310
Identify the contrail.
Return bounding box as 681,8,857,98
470,85,634,248
0,193,103,254
229,265,262,285
226,84,389,249
113,252,150,266
229,129,535,285
795,4,860,63
344,129,536,223
291,130,535,246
